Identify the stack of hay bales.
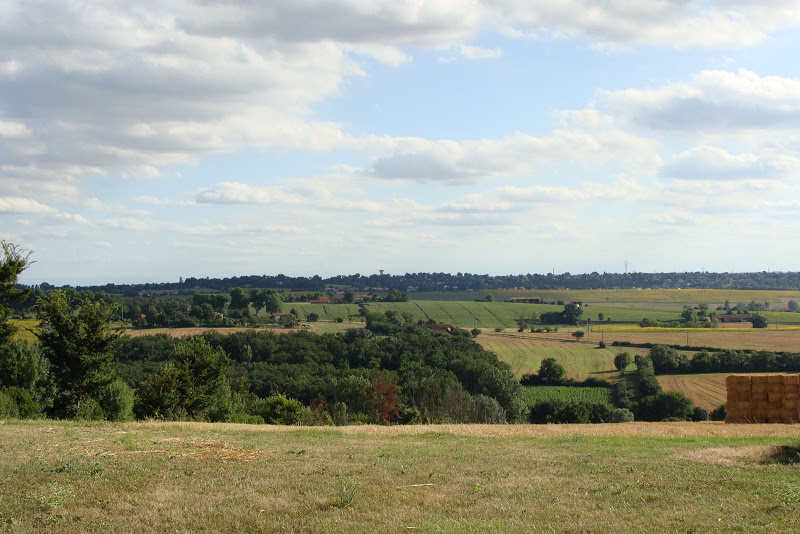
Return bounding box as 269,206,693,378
725,375,752,423
726,374,800,423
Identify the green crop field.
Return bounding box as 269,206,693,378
475,333,626,379
1,421,799,533
522,386,613,406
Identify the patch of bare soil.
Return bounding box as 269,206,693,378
679,445,800,467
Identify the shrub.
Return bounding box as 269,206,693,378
75,398,105,421
609,408,634,423
99,379,135,422
710,404,726,421
692,406,709,421
470,394,507,424
330,401,349,426
0,389,19,418
260,394,306,425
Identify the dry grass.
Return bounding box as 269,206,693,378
2,420,799,533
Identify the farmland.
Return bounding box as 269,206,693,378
475,333,625,379
522,386,613,406
1,420,799,533
658,374,730,409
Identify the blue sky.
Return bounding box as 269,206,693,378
2,1,800,285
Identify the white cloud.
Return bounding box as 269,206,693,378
491,0,800,49
367,130,661,184
662,145,800,181
0,120,30,137
459,44,502,60
602,69,800,133
0,197,58,215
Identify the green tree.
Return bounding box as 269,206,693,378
36,290,120,418
789,300,799,312
249,289,267,316
264,290,283,314
229,288,249,310
344,289,356,304
614,351,632,372
0,242,33,347
751,314,768,329
537,357,566,384
571,330,585,341
135,337,232,421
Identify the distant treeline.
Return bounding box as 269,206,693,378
26,270,800,295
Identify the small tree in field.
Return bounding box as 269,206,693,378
571,330,585,341
537,357,566,385
614,351,632,372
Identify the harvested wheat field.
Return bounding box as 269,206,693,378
1,420,799,533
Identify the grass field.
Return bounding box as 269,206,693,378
475,333,627,379
1,420,799,533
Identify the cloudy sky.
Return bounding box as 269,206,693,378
3,1,800,285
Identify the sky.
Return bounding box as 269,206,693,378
2,1,800,286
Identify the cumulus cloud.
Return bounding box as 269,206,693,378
0,197,58,215
602,69,800,133
662,145,800,181
367,130,661,184
492,0,800,49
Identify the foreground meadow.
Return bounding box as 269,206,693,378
1,420,799,533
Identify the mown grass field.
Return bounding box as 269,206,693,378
1,420,799,533
522,386,613,406
475,333,627,379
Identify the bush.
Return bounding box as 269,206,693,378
470,394,507,424
0,390,19,418
609,408,634,423
692,406,709,421
2,386,39,418
636,392,694,422
260,394,306,425
75,398,105,421
710,404,726,421
99,379,135,422
330,401,349,426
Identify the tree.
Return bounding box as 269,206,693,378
562,303,583,325
649,344,688,374
789,300,799,312
344,289,356,304
614,351,632,372
571,330,585,341
229,288,249,310
0,242,33,347
751,314,768,329
264,290,283,314
36,290,120,418
537,357,566,384
135,337,232,421
249,289,267,316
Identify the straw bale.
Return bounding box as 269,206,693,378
726,375,750,388
783,375,800,386
751,382,768,393
768,375,785,386
728,388,750,402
